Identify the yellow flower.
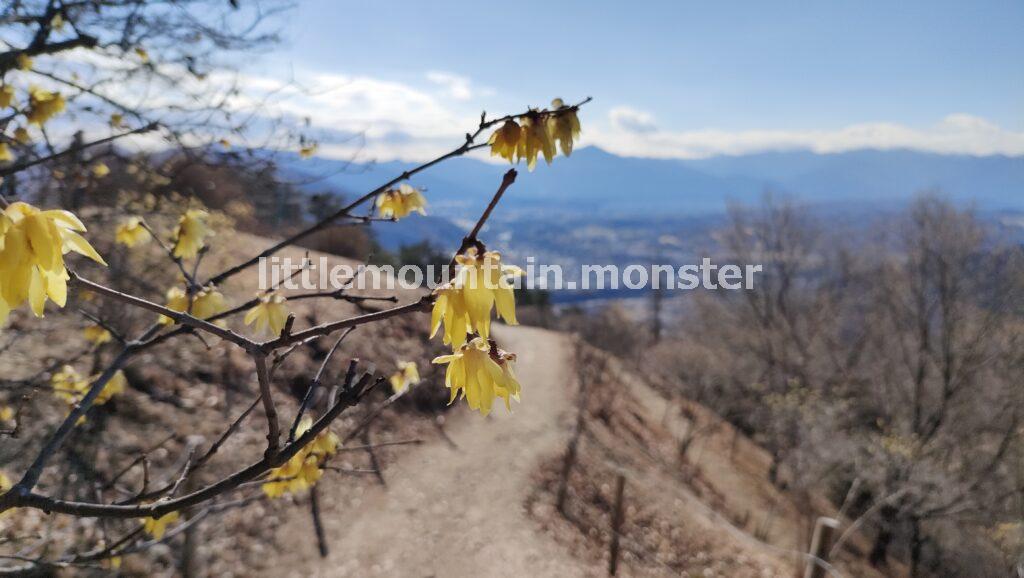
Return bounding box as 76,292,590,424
488,120,521,163
159,286,226,324
547,99,581,157
376,184,427,220
91,163,110,178
16,54,32,71
171,209,209,259
517,113,556,171
160,287,189,324
142,511,179,540
430,285,470,348
244,292,288,336
299,143,318,159
0,471,12,516
102,556,122,570
83,324,112,344
0,85,14,109
389,361,420,393
262,417,339,498
0,406,13,422
193,288,227,319
135,47,149,63
0,202,105,324
52,365,125,406
109,113,124,128
115,216,150,247
26,87,65,126
50,14,65,30
432,337,521,415
13,127,30,144
102,370,128,402
430,248,521,347
0,144,12,163
218,138,231,149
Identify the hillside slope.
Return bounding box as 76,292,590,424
270,325,601,577
264,325,889,577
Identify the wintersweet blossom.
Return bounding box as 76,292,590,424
262,417,340,498
430,285,471,348
548,99,581,156
83,324,112,344
376,184,427,219
52,365,126,407
432,337,521,415
488,120,521,163
0,202,105,324
430,248,521,347
159,286,227,324
115,217,150,247
488,99,582,169
0,471,11,516
389,361,420,393
142,511,179,539
0,85,13,109
192,289,227,319
244,292,288,336
171,209,210,259
26,87,65,126
0,144,11,162
518,113,556,171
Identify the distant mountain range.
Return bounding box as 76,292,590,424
283,146,1024,302
287,146,1024,222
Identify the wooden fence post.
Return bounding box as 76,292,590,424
555,432,580,514
608,474,627,576
557,339,589,515
803,517,839,578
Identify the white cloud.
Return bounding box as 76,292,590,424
211,69,1024,162
608,106,657,134
220,70,481,161
43,51,1024,162
589,108,1024,158
425,71,492,101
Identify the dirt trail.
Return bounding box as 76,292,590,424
274,325,598,578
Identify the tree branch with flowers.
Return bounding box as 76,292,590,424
0,51,587,571
0,1,590,571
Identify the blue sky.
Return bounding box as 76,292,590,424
250,0,1024,160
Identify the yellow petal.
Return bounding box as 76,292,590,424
62,230,107,265
45,270,67,307
495,287,517,325
28,268,46,316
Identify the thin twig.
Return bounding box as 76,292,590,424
253,354,281,457
1,376,383,518
70,273,255,351
289,327,355,441
0,123,158,177
194,395,262,471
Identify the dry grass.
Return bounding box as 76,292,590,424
0,228,445,575
526,343,894,578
